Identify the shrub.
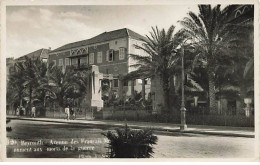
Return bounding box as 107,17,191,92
103,124,158,158
6,119,12,132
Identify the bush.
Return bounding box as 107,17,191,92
6,119,12,132
103,124,158,158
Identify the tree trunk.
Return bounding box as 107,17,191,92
141,78,145,101
151,75,164,114
131,79,135,99
19,96,23,107
208,73,217,114
162,76,170,112
28,87,32,116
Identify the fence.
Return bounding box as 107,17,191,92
7,106,254,127
45,108,88,119
186,113,254,127
101,108,254,127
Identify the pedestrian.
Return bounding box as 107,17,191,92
20,106,24,116
31,105,36,118
70,107,76,120
16,106,20,116
65,105,70,120
22,106,26,116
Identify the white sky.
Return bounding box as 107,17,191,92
6,5,201,59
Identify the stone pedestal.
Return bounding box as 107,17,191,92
90,65,104,111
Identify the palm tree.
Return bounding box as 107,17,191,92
30,58,55,116
179,5,247,113
21,57,40,114
7,63,26,110
48,65,88,109
126,26,185,112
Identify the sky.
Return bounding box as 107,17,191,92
6,5,200,59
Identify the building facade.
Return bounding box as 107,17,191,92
6,57,15,82
16,48,50,63
48,28,151,107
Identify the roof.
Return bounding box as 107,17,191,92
51,28,146,53
16,48,50,61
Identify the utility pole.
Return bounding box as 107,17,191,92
180,46,187,131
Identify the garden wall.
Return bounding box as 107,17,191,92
45,109,87,119
101,110,254,127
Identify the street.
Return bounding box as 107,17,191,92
6,119,255,158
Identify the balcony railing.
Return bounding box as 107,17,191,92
71,63,91,70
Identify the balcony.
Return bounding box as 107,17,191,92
71,63,91,71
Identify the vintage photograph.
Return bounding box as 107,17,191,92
2,0,258,160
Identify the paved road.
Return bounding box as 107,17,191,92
7,116,254,137
6,119,255,158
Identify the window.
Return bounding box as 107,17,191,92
65,58,70,66
97,52,102,63
106,49,114,62
72,58,77,65
123,81,128,86
89,53,94,64
94,45,97,49
114,79,119,88
58,59,63,66
80,57,87,65
144,79,148,85
52,60,56,66
119,47,126,60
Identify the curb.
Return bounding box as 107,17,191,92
7,117,254,138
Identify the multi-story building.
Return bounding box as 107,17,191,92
6,57,15,82
15,48,50,63
7,48,50,81
48,28,151,105
6,48,51,115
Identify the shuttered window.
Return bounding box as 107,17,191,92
52,60,56,66
58,59,63,66
106,49,114,62
97,52,102,63
65,58,70,66
119,47,126,60
89,53,94,64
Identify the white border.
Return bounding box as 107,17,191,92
1,0,259,162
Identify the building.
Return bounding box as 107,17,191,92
48,28,151,109
7,48,50,82
6,57,15,82
15,48,50,63
6,48,51,115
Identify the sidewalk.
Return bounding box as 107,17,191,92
7,116,254,138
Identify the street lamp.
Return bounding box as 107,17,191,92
180,46,187,131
